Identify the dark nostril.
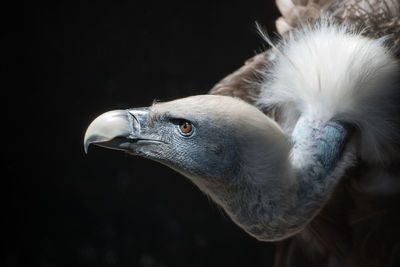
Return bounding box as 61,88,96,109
127,107,150,138
129,112,140,125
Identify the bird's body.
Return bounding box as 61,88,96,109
84,0,400,266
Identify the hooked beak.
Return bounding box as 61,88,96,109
83,108,150,154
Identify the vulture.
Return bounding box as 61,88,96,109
84,0,400,266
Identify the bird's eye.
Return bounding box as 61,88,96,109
178,121,193,136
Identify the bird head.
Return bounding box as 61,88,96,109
84,95,290,208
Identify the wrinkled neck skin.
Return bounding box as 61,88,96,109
195,116,352,242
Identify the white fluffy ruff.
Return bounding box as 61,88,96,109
258,20,400,162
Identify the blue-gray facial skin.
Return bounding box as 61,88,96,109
124,107,240,183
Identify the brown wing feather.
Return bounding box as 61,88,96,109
276,0,400,54
208,52,268,105
275,0,332,35
209,0,399,104
208,50,283,121
326,0,400,45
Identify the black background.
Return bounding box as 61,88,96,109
3,1,280,266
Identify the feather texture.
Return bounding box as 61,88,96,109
208,1,400,266
275,0,400,55
257,19,400,163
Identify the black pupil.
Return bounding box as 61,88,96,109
180,121,191,133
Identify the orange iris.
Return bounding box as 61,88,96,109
179,121,192,134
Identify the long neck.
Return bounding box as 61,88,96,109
221,116,353,241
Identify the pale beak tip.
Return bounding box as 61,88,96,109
83,133,95,154
83,109,132,155
84,140,90,154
